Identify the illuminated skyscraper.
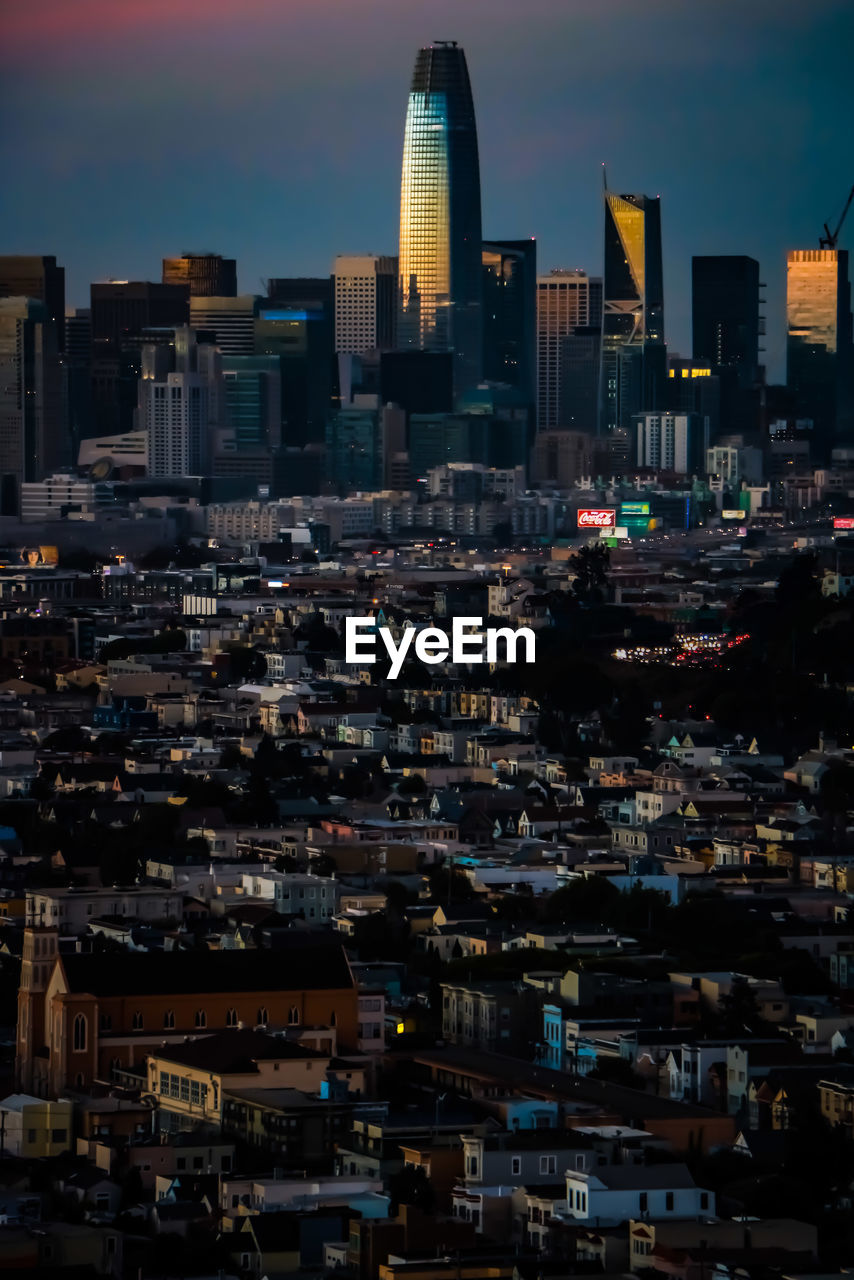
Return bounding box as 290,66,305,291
398,42,482,400
787,249,853,451
600,191,664,435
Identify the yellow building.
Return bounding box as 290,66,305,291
146,1030,332,1125
0,1093,73,1158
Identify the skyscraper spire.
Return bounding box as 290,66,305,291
398,42,483,400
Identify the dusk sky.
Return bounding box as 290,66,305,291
3,0,852,379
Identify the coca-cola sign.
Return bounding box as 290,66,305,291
577,508,616,529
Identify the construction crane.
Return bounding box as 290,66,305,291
820,183,854,250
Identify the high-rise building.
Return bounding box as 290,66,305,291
482,240,537,409
162,253,237,297
137,327,222,477
666,357,721,440
326,405,382,492
601,191,664,435
380,351,454,417
263,280,337,446
0,256,66,351
787,249,853,453
634,411,708,475
90,281,190,349
0,298,66,514
221,356,282,451
90,281,190,436
333,255,397,354
692,256,761,387
65,308,92,448
398,42,482,399
559,327,602,434
692,255,762,438
536,270,602,429
529,430,594,489
189,295,260,355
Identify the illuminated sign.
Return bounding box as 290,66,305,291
620,501,650,516
19,545,59,569
600,526,629,539
577,508,616,529
833,517,854,530
722,509,747,520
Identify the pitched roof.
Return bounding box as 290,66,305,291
154,1030,326,1072
60,942,354,998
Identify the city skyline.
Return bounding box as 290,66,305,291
3,1,852,381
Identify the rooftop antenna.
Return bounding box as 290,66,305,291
602,163,608,192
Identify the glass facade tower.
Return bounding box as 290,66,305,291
600,192,664,435
787,249,853,453
398,42,483,401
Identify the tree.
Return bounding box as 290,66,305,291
542,875,620,924
569,544,610,603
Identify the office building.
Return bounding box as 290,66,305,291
0,256,66,350
162,253,237,297
90,281,190,436
529,430,594,489
537,269,602,429
787,249,853,453
20,473,114,523
634,411,708,476
0,297,65,515
408,413,497,479
380,351,454,416
333,255,397,354
326,405,382,493
263,279,337,446
65,307,93,447
189,295,260,355
482,240,536,408
398,42,483,399
666,357,721,439
221,356,282,452
692,255,762,437
559,326,602,434
137,327,222,477
601,191,664,434
90,281,190,349
692,256,761,387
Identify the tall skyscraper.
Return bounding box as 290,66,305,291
65,307,93,449
333,255,397,354
398,42,483,399
221,356,282,451
787,249,853,453
162,253,237,297
0,298,65,514
601,191,664,435
0,256,66,351
692,256,761,387
536,269,602,429
90,281,190,437
137,327,222,477
692,255,762,437
482,240,536,409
